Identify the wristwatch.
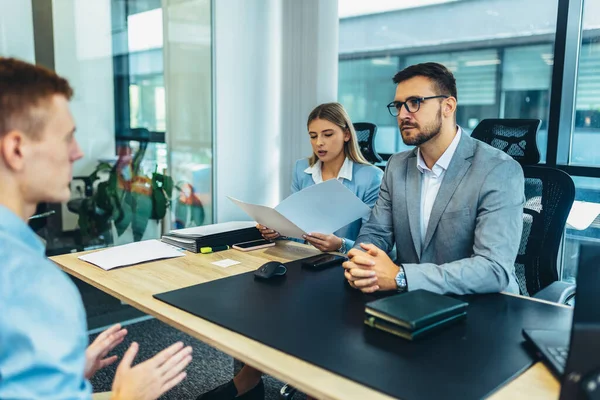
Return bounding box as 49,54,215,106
395,264,408,292
337,238,346,254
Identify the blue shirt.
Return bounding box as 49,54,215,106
0,206,91,399
292,158,383,250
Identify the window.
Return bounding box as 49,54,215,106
338,0,558,156
21,0,213,255
571,42,600,166
112,0,214,233
502,45,553,162
562,177,600,281
560,0,600,281
339,57,400,154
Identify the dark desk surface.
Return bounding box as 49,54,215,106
155,255,572,400
52,241,564,400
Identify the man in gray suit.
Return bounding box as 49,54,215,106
343,62,524,295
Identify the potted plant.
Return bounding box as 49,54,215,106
77,142,174,243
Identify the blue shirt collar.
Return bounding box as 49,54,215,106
0,205,45,256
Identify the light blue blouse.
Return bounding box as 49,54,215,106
291,157,383,251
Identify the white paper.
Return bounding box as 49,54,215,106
211,259,241,268
228,179,371,239
566,200,600,230
168,221,255,237
78,239,185,271
228,198,306,238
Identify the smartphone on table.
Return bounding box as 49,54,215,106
301,253,348,270
232,239,276,252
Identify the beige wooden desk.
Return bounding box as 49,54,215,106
51,241,560,400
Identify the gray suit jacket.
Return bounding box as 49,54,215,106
354,132,524,295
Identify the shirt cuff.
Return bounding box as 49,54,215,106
342,238,354,253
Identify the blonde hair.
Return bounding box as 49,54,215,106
306,102,369,167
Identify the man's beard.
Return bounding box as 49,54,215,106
399,108,442,146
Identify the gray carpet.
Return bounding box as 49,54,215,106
89,318,307,400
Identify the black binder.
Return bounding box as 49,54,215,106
161,223,263,253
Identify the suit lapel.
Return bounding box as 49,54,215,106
422,133,474,253
406,152,422,259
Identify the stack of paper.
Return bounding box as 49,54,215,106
160,221,262,252
78,239,185,271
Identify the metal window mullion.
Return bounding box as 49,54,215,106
547,0,584,167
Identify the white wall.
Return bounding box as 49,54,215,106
52,0,116,230
214,0,338,222
279,0,339,201
0,0,35,61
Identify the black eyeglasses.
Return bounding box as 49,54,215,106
386,95,449,117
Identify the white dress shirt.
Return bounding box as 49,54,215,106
416,127,462,245
304,157,354,184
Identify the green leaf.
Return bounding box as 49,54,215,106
95,181,112,212
107,167,118,192
77,198,91,237
114,201,132,236
131,142,147,176
152,186,167,220
131,193,152,242
88,162,112,184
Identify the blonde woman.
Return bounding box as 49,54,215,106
259,102,384,253
198,103,383,400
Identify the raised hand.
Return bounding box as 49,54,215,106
85,324,127,379
111,341,193,400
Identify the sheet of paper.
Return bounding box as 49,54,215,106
211,259,241,268
566,200,600,230
227,197,306,238
78,239,185,271
275,179,371,234
168,221,255,237
228,179,371,239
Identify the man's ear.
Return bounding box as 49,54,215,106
443,97,457,118
0,131,26,171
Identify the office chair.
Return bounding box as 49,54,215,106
471,118,575,303
67,175,95,215
353,122,383,164
471,119,541,165
67,174,114,251
516,166,576,303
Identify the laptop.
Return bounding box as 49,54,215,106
522,242,600,399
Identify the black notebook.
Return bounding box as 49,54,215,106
365,290,468,339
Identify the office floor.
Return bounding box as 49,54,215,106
89,318,307,400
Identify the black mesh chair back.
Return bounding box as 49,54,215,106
471,119,541,165
516,166,575,296
353,122,383,164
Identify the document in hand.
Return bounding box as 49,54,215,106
228,179,371,239
78,239,185,270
